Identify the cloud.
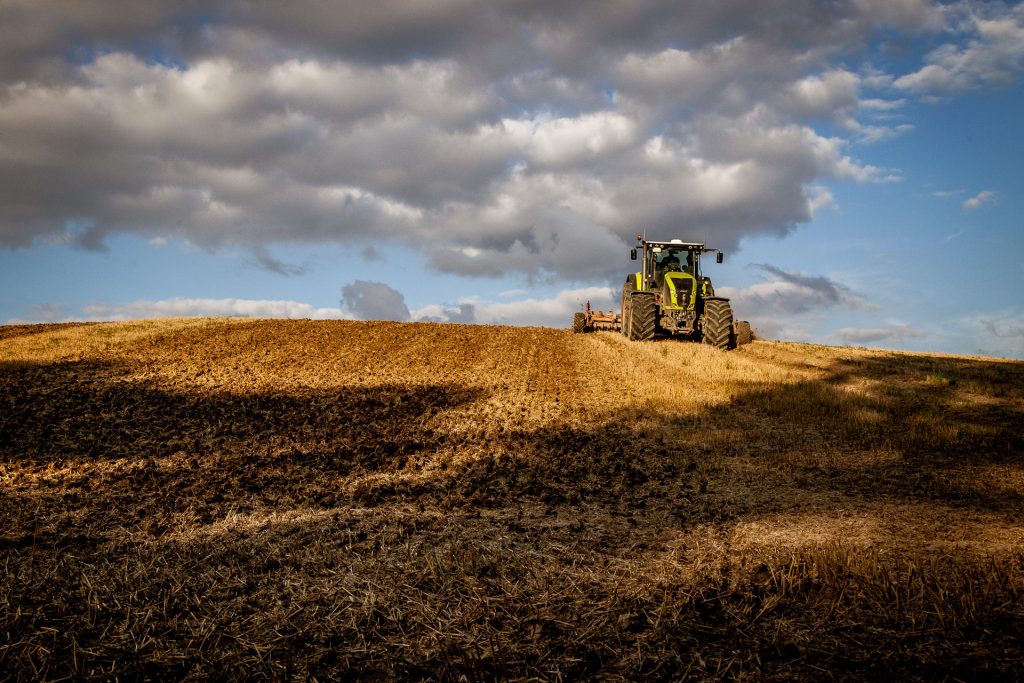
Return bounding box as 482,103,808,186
247,246,306,276
22,297,351,322
8,286,615,329
838,325,929,344
960,310,1024,359
0,0,942,282
979,317,1024,340
22,303,67,323
962,190,996,210
0,1,1017,283
412,302,478,324
340,280,410,322
894,4,1024,96
361,245,384,261
720,264,875,319
409,286,616,327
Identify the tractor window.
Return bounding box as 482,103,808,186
656,249,692,273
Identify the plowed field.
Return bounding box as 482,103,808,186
2,318,1023,680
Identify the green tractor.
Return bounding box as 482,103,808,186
619,236,739,348
572,235,752,348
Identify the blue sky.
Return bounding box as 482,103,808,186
1,1,1022,359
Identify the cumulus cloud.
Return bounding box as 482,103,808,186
963,190,997,210
0,0,1016,281
340,281,411,322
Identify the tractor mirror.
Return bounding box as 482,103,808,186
716,252,724,263
630,248,637,261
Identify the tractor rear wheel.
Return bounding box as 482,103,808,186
572,312,586,333
734,320,753,345
628,292,657,341
702,299,733,349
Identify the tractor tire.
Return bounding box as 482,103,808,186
702,299,733,349
628,292,657,341
572,312,586,334
621,296,632,337
733,320,753,346
620,280,635,337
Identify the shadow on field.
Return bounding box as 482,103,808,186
0,358,486,532
0,322,97,342
2,348,1023,680
697,352,1024,514
2,351,1022,528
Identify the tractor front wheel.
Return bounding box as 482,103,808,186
702,299,733,349
628,292,657,341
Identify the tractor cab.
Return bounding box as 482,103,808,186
630,238,720,312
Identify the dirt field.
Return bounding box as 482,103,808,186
1,318,1023,680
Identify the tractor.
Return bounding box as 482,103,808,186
573,235,751,349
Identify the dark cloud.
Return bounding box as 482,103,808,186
0,1,1018,281
720,264,874,318
752,263,854,309
838,325,929,344
340,280,410,322
982,319,1024,339
361,245,384,261
247,246,306,276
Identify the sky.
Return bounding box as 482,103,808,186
1,0,1022,359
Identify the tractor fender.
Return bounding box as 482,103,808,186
702,296,731,303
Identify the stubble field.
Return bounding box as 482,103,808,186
1,318,1023,680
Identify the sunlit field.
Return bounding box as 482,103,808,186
2,319,1022,679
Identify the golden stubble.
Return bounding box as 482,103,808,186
2,318,1022,679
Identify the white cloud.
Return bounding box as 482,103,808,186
410,287,616,327
65,298,352,322
962,190,996,210
10,286,619,329
473,287,616,327
894,5,1024,95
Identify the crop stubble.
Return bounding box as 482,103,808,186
1,318,1023,679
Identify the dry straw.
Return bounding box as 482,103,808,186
1,319,1022,679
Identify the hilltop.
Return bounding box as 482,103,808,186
2,319,1023,679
